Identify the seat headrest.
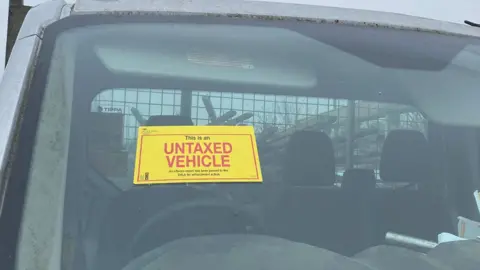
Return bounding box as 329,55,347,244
146,115,194,126
342,169,376,191
380,129,429,183
283,130,335,186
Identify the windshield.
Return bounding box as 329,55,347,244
13,15,480,270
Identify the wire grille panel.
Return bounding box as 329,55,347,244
91,88,427,180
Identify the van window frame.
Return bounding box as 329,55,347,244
0,12,471,268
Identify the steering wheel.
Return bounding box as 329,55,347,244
130,198,265,257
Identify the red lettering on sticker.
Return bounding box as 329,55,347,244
165,155,231,168
164,143,174,155
184,142,194,153
201,155,211,167
164,142,233,155
203,143,213,154
176,156,185,167
223,143,232,154
185,155,196,167
175,143,185,154
213,155,222,167
194,143,203,154
213,142,222,153
164,141,234,168
221,155,231,167
166,156,175,167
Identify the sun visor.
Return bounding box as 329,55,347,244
404,72,480,127
92,24,320,88
94,46,316,88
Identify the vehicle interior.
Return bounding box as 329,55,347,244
25,19,480,270
86,90,458,269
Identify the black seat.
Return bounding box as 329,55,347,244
267,131,346,252
340,168,377,255
380,129,430,184
376,129,453,243
283,130,336,186
146,115,194,126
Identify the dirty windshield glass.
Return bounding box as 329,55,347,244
16,17,480,270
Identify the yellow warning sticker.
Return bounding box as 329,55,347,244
133,125,262,185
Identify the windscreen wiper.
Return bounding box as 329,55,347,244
465,20,480,28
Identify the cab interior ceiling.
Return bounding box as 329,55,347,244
70,19,480,127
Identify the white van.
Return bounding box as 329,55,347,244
1,1,480,269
